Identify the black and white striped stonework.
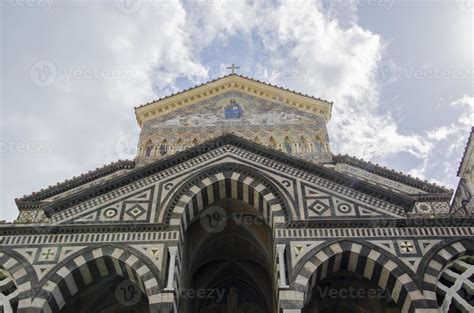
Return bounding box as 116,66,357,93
290,241,427,313
0,252,31,312
20,247,163,313
165,167,289,234
436,255,473,313
0,265,19,313
422,240,473,312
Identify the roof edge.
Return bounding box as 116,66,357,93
134,74,333,126
333,154,451,194
42,134,416,218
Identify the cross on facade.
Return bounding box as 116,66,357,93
41,248,55,260
226,64,240,74
400,241,414,253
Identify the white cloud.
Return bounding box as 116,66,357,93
1,1,470,221
426,126,459,141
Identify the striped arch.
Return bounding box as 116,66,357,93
421,239,473,306
165,164,290,232
0,251,34,311
291,241,430,313
30,246,161,313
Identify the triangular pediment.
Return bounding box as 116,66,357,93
39,135,414,225
135,74,332,126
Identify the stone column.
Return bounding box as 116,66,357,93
277,244,289,288
165,247,178,291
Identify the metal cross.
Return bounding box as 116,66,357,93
226,64,240,74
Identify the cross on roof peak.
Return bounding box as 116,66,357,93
226,64,240,74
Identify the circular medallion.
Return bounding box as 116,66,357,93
337,203,351,214
104,208,118,218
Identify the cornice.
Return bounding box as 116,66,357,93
0,222,169,236
134,74,333,126
287,216,474,229
333,154,451,194
457,127,473,177
15,160,135,206
42,134,416,218
1,216,472,236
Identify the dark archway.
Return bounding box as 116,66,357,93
178,198,276,313
302,271,402,313
60,275,149,313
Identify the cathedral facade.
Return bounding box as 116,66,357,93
0,75,472,313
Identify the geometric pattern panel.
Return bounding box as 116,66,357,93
59,186,156,225
290,241,324,266
301,182,405,219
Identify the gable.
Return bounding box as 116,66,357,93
135,74,332,126
42,136,413,226
143,90,326,134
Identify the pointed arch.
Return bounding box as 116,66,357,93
314,135,323,152
291,240,432,313
159,139,168,156
176,138,183,152
299,136,308,153
254,136,261,144
144,139,153,157
284,136,292,154
32,246,162,313
163,163,291,234
192,138,199,146
269,136,277,149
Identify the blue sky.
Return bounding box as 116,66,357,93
1,0,473,221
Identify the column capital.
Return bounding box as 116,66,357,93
277,244,286,254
